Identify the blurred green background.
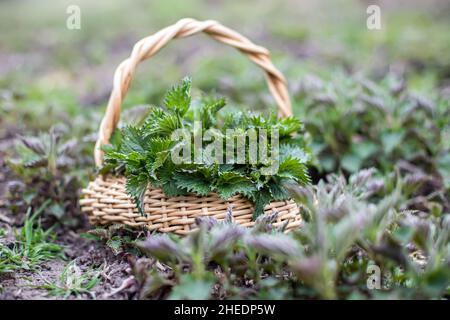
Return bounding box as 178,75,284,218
1,0,450,115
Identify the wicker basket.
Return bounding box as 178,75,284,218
80,18,301,235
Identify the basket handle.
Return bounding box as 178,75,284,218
95,18,293,166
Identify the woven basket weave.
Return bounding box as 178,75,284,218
80,18,301,235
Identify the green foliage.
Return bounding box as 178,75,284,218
103,78,311,217
164,77,192,116
133,170,450,300
0,201,65,274
7,125,89,225
296,72,449,175
133,211,256,299
14,127,76,176
36,260,101,299
294,72,450,213
81,224,141,255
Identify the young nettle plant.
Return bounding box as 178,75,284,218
134,170,450,300
7,125,87,225
102,78,311,217
294,72,450,174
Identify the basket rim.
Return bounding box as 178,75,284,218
81,174,298,205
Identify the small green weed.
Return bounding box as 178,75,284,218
0,201,65,274
36,260,101,299
81,224,142,255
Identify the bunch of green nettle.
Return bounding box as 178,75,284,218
102,78,311,217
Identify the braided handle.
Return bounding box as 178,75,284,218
95,18,292,166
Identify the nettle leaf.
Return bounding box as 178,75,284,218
142,107,166,134
216,181,256,200
222,112,244,129
104,150,127,161
269,182,290,201
169,273,214,300
157,162,176,183
244,113,302,136
199,96,226,128
141,107,181,137
174,172,212,196
217,171,246,183
162,180,185,197
381,131,405,154
24,156,48,168
124,151,146,173
149,152,169,175
13,128,82,176
157,114,182,136
276,117,303,136
218,164,235,172
58,138,78,157
253,189,272,218
216,171,256,199
341,153,362,173
109,127,123,147
106,238,123,255
280,144,310,163
19,135,46,155
247,113,273,128
121,125,147,153
126,173,149,216
164,77,192,116
277,156,310,184
145,138,173,175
